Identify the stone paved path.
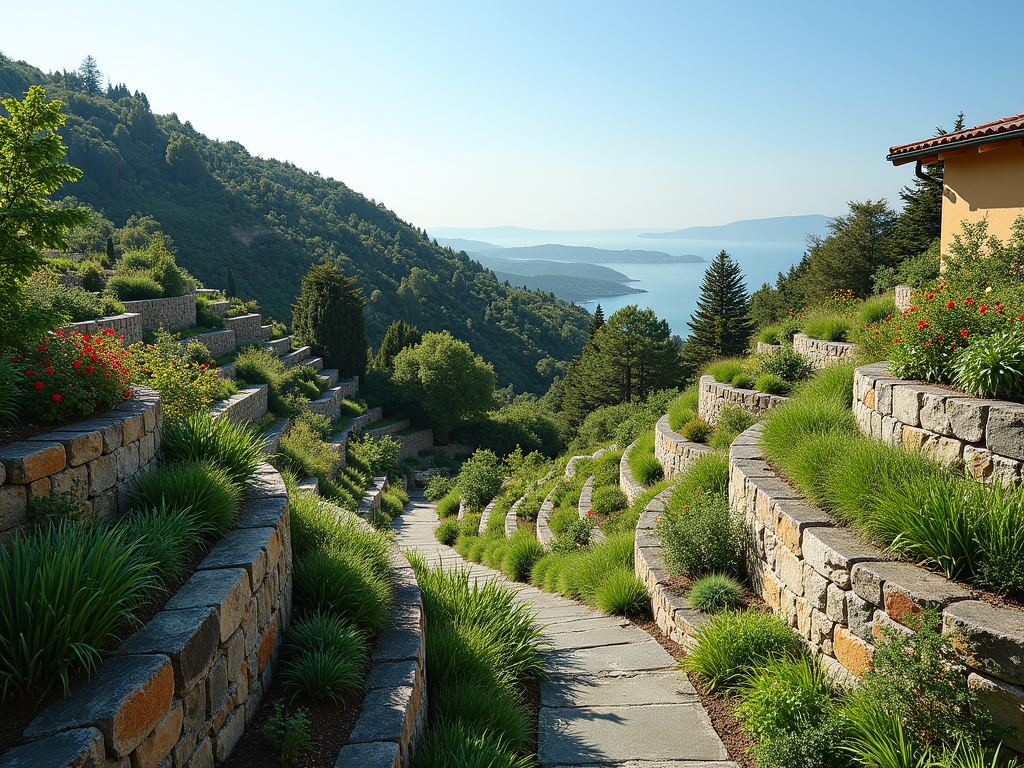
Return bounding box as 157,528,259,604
394,496,735,767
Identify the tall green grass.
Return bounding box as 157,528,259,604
803,314,853,342
132,460,242,534
161,412,263,485
628,431,664,486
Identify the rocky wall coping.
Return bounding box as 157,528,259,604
335,545,427,768
653,414,714,480
9,462,293,768
211,384,269,426
358,477,389,519
308,384,349,422
731,421,1024,740
0,385,162,537
280,346,311,368
535,485,559,547
633,487,706,649
619,439,646,505
854,362,1024,484
478,500,497,536
505,497,524,537
793,333,857,370
367,420,411,442
259,417,291,457
698,375,788,427
320,368,340,388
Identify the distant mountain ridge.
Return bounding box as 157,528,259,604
480,244,701,264
640,214,832,242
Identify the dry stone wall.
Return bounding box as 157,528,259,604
182,329,236,359
793,333,856,370
0,386,162,542
121,293,197,332
68,312,144,345
222,314,267,344
212,385,269,426
853,362,1024,484
698,375,787,426
653,415,713,479
396,430,434,462
756,341,782,355
895,284,913,312
535,486,558,547
619,441,645,504
731,423,1024,746
10,463,293,767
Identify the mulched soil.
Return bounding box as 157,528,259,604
630,617,755,768
661,572,765,612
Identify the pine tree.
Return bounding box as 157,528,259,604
588,304,605,340
78,56,102,95
802,200,898,299
225,268,237,298
681,250,753,376
375,320,422,370
292,262,367,377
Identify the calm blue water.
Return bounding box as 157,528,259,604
460,230,807,339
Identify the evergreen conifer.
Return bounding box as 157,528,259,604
375,320,422,370
292,262,367,377
681,250,753,376
105,236,115,267
225,267,236,298
588,304,605,340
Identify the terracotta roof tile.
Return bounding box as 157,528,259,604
888,112,1024,162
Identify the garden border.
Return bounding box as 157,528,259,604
730,422,1024,747
653,414,713,480
505,496,524,537
535,485,559,547
792,332,856,370
698,375,787,427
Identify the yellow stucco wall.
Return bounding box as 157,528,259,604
941,142,1024,252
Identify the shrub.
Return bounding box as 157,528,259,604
16,328,131,422
380,490,406,522
435,490,461,519
552,517,594,552
117,501,211,581
262,701,312,765
24,273,104,322
953,327,1024,398
78,260,104,292
714,405,756,441
131,331,221,421
776,317,802,342
182,339,215,367
758,326,781,345
459,512,481,537
349,434,400,479
803,314,853,342
502,530,545,581
132,460,241,534
0,521,154,699
280,364,325,401
105,271,164,300
435,517,460,545
659,491,742,577
758,346,813,383
680,418,711,443
457,449,505,512
548,506,579,537
755,373,789,394
684,610,802,692
412,721,531,768
279,612,368,702
705,358,744,383
274,419,339,482
594,570,649,616
424,475,456,501
161,411,262,485
689,574,742,613
293,548,392,632
591,485,627,514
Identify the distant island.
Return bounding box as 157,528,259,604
477,243,702,264
640,214,832,242
491,272,646,303
473,254,635,282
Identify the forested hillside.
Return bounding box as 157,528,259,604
0,54,590,393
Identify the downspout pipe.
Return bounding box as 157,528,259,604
915,159,940,184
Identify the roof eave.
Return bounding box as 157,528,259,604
888,129,1024,166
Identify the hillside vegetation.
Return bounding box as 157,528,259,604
0,54,589,393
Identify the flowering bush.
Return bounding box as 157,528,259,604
13,329,132,422
129,331,220,423
873,284,1020,384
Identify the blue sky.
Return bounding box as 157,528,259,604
3,1,1021,230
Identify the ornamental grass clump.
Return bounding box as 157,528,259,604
435,489,461,519
161,411,263,485
434,517,460,545
803,314,853,342
117,501,213,582
705,358,745,383
132,460,242,535
668,387,699,431
756,345,813,385
591,485,627,514
680,418,712,443
502,530,545,581
628,431,664,486
278,611,369,702
689,574,742,613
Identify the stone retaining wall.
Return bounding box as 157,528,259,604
505,497,524,537
634,488,705,649
207,300,230,316
367,420,412,441
793,333,856,370
11,463,293,767
212,385,269,426
181,329,236,359
266,336,292,356
478,500,496,536
535,486,558,547
337,376,360,399
334,547,427,768
698,375,787,426
577,476,605,544
259,417,291,457
756,342,782,355
67,312,144,345
619,440,645,504
0,386,162,540
222,314,266,343
731,423,1024,746
308,386,348,422
895,285,913,312
653,415,713,479
122,293,197,332
853,362,1024,484
396,430,434,462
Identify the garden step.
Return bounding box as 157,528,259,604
280,346,311,368
265,335,293,356
319,368,339,388
304,356,324,372
297,477,320,495
259,417,290,456
217,363,236,380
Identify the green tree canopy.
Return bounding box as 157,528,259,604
802,200,898,300
0,85,88,345
392,331,496,443
292,262,367,377
680,250,752,376
374,320,422,370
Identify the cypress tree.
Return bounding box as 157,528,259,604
681,250,753,376
225,268,236,298
292,262,367,377
588,304,605,340
105,236,115,267
375,320,422,370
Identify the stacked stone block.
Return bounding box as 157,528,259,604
0,386,162,542
535,485,559,547
853,362,1024,484
68,312,144,344
181,329,236,358
793,333,856,370
222,313,267,344
619,440,646,504
653,415,713,479
894,285,913,312
211,385,269,426
698,375,787,426
731,423,1024,746
395,430,434,462
122,293,197,333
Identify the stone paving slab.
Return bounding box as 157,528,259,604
394,497,733,768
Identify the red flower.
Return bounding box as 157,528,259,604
34,381,44,390
960,330,970,337
924,342,931,347
965,298,974,305
55,329,65,336
73,360,81,369
104,328,115,335
980,305,988,313
25,370,34,376
45,367,53,375
82,334,90,340
10,356,18,362
586,509,594,516
85,365,94,374
103,372,109,378
124,389,131,398
51,394,62,402
997,304,1004,312
946,301,956,309
37,346,46,352
917,320,929,328
926,293,935,300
